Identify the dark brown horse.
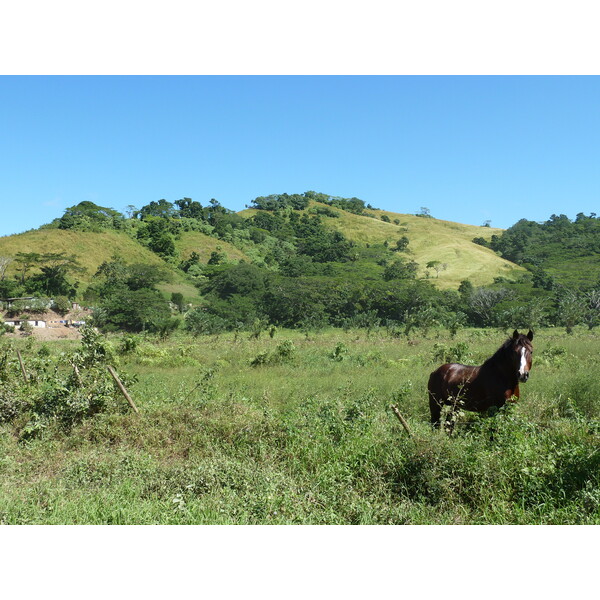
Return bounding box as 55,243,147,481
428,329,534,429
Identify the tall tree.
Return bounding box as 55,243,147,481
0,256,12,281
556,289,586,334
468,288,510,327
14,252,42,284
27,253,87,296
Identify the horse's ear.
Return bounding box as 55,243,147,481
512,329,519,339
527,330,534,341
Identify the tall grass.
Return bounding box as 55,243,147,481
0,326,598,524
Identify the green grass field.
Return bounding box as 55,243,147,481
0,326,598,524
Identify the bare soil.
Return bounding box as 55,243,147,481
5,325,83,341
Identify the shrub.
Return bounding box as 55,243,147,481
330,343,348,361
383,258,419,281
0,326,134,438
52,295,72,316
170,292,185,313
119,334,140,355
250,340,296,367
20,321,33,334
184,308,227,336
94,288,172,333
432,342,471,364
537,345,568,366
0,384,27,423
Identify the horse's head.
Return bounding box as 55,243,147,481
512,329,534,382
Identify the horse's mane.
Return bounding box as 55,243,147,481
483,334,532,367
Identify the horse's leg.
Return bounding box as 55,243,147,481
428,391,442,429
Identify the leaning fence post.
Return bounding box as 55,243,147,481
390,404,412,437
16,349,28,384
107,365,139,414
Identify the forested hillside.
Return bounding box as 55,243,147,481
1,193,599,335
480,213,600,289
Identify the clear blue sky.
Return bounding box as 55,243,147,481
1,75,599,237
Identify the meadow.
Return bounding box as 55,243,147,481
0,325,598,525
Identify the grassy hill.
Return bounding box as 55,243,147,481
0,229,166,280
5,196,597,336
241,202,523,289
360,208,523,288
175,231,250,263
0,229,200,302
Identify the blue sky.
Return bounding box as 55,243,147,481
1,75,599,237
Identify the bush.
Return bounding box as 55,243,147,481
0,326,134,439
20,321,33,334
250,340,296,367
330,343,348,361
184,308,227,336
52,295,72,316
94,288,172,333
383,259,419,281
170,292,185,313
432,342,471,364
0,384,27,423
119,334,140,355
310,206,339,218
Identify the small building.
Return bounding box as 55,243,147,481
2,305,91,334
3,318,46,328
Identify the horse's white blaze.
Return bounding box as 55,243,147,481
519,347,528,375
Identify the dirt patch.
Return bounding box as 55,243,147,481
2,307,91,342
5,326,83,341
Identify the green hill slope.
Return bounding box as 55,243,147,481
175,231,250,263
240,202,523,289
359,208,523,288
486,214,600,289
0,229,164,280
0,229,200,301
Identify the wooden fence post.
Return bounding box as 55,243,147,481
107,365,139,414
16,349,28,384
391,404,412,437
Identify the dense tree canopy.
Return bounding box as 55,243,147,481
57,201,124,231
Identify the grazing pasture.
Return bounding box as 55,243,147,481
0,326,598,524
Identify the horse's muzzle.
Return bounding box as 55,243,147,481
519,371,529,382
